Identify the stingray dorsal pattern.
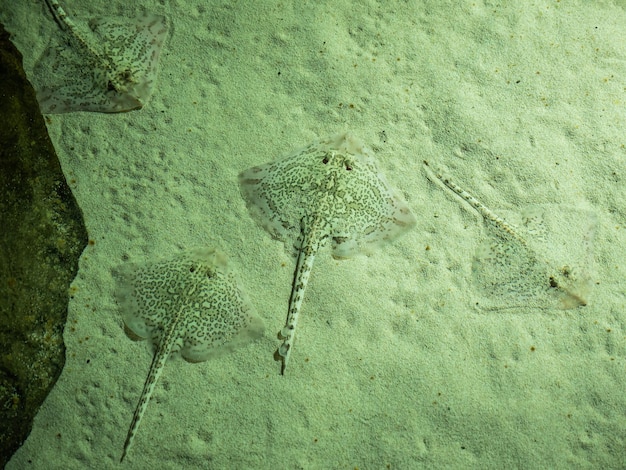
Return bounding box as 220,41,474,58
114,248,264,461
423,161,596,310
35,0,168,113
239,133,416,374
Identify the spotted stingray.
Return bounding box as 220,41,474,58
114,248,264,461
35,0,168,113
239,133,416,374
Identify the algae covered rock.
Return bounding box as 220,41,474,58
0,23,87,466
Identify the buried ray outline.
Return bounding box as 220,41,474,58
239,133,416,374
36,0,168,113
423,160,596,310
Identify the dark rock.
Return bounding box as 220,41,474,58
0,23,88,466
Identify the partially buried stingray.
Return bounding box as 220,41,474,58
239,133,416,374
35,0,168,113
114,248,264,462
423,161,596,311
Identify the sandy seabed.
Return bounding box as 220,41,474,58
2,1,626,468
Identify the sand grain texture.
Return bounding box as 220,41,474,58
3,1,625,468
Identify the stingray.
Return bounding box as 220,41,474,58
239,133,416,374
35,0,168,113
423,161,596,310
114,248,264,462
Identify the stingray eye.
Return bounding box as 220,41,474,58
189,266,196,273
345,164,352,171
322,157,329,164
